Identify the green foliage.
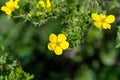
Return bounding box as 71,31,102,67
116,18,120,48
74,65,96,80
0,0,120,80
61,0,102,47
62,26,83,47
0,54,34,80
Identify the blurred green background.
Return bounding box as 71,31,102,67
0,0,120,80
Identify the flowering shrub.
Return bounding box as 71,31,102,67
0,0,120,80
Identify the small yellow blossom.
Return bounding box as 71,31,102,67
1,0,19,16
46,0,52,12
48,33,69,55
39,1,45,7
38,0,52,12
91,13,115,29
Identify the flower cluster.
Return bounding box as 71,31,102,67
91,13,115,29
48,34,69,55
1,0,19,16
0,0,116,55
38,0,52,12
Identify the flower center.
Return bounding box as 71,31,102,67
10,7,15,11
101,18,105,22
56,42,61,46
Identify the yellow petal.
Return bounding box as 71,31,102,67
102,23,111,29
39,1,45,7
100,14,106,20
1,6,8,12
59,41,69,50
54,46,63,55
1,6,12,16
14,0,19,9
94,22,102,28
48,42,56,50
49,34,57,42
105,15,115,23
46,6,52,12
6,11,12,16
46,0,51,12
57,34,66,42
91,13,101,21
46,0,51,7
16,0,20,1
6,0,14,8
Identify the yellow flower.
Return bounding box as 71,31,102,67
48,34,69,55
39,0,45,7
46,0,51,12
38,0,52,12
91,13,115,29
1,0,19,16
